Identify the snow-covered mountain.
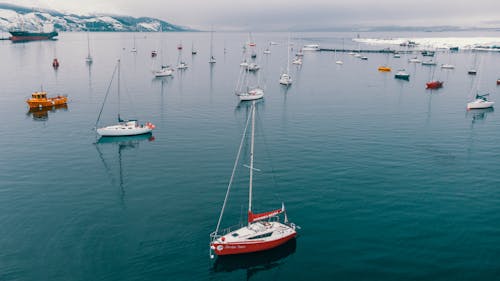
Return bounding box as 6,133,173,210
0,3,190,32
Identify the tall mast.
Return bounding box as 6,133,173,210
287,34,290,74
210,27,213,58
117,60,121,121
87,31,91,58
248,100,256,221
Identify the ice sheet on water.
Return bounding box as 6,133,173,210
353,37,500,50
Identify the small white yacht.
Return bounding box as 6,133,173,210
154,65,174,77
467,94,494,110
441,64,455,69
292,57,302,65
239,87,264,101
279,73,292,85
246,63,260,71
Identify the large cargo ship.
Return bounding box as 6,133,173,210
9,30,58,42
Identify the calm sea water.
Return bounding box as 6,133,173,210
1,31,500,281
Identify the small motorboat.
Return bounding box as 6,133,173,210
335,60,344,65
263,48,271,54
378,66,391,72
52,58,59,68
393,53,401,58
177,43,183,50
497,79,500,85
394,69,410,80
26,91,67,108
467,93,494,110
151,50,158,57
426,80,443,89
360,56,368,60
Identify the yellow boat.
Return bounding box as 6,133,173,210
378,66,392,72
26,91,68,109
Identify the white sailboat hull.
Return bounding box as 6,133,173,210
154,68,174,77
97,121,153,137
97,125,152,137
467,100,494,110
279,74,292,85
239,88,264,101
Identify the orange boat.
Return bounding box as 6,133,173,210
378,66,391,72
26,91,67,108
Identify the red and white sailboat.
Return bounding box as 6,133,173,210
210,101,297,258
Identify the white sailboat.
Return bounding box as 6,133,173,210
153,39,174,77
467,94,494,109
280,35,293,85
292,56,302,65
335,38,344,64
96,60,155,137
209,28,216,64
263,43,271,54
176,44,188,70
335,49,343,64
441,50,455,69
467,57,494,109
85,30,93,64
209,100,297,258
235,59,264,101
191,42,197,55
131,32,137,53
468,52,478,75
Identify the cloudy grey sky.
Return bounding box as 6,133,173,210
4,0,500,30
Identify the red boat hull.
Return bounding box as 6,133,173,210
211,232,296,256
426,81,443,89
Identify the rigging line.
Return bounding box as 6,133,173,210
214,103,253,236
95,61,119,128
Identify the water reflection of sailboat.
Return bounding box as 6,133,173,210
211,239,296,280
95,134,155,200
26,104,68,121
466,107,494,124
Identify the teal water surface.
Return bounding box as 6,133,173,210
1,31,500,280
